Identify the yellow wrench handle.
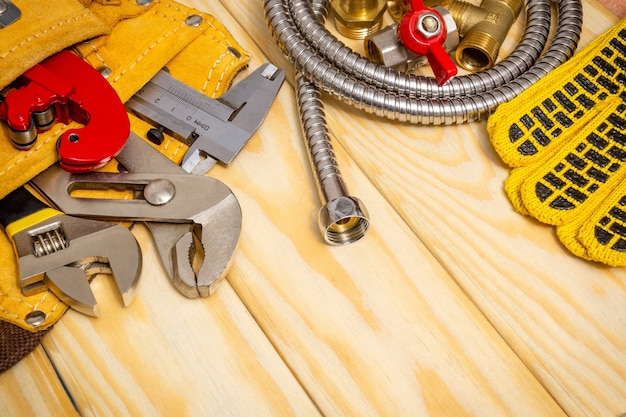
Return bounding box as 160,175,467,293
0,187,61,239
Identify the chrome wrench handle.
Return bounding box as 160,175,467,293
31,134,242,298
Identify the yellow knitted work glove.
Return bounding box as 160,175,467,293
488,18,626,266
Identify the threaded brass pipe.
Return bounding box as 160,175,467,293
331,0,387,39
447,0,523,71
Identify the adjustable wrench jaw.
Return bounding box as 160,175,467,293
1,188,142,317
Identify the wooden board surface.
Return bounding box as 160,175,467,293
1,1,625,417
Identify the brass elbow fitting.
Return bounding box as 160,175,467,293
331,0,387,40
447,0,523,71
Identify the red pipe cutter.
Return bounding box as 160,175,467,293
0,51,129,173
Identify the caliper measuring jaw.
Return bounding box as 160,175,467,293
126,63,285,175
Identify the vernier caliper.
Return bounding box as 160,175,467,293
126,63,285,175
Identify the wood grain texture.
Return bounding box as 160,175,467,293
0,347,79,417
37,224,322,417
217,1,626,416
1,1,624,417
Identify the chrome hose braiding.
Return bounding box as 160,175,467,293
264,0,583,124
293,0,370,245
295,49,370,245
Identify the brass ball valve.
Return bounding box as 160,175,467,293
397,0,458,85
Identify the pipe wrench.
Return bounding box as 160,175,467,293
31,134,242,298
126,63,284,175
0,51,129,172
0,187,142,317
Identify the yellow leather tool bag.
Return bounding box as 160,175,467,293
0,0,250,372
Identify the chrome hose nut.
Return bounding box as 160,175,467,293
365,24,426,71
295,72,370,245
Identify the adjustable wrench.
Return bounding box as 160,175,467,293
31,133,242,298
126,63,284,175
0,187,142,316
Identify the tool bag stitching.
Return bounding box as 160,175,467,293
158,1,187,20
0,126,66,177
203,50,237,96
33,291,64,318
0,10,95,59
78,0,197,86
203,15,234,46
0,289,64,326
161,129,187,158
195,18,245,96
78,41,107,67
0,300,29,321
110,22,187,85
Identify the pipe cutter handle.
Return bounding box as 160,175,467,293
0,51,130,173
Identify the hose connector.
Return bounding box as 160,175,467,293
295,72,370,245
448,0,524,71
331,0,387,39
319,196,370,245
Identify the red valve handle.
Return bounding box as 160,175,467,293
397,0,457,85
0,51,130,173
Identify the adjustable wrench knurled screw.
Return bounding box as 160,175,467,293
0,187,142,316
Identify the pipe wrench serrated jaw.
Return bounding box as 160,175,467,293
0,51,129,173
166,191,242,298
1,188,142,317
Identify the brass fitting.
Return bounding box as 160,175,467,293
386,0,449,22
364,6,459,72
386,0,405,22
331,0,387,39
365,24,425,71
447,0,523,71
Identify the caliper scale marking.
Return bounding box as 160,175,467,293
126,63,285,175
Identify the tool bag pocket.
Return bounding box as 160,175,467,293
0,0,249,332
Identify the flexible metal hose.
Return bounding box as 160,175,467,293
264,0,584,124
293,0,370,245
